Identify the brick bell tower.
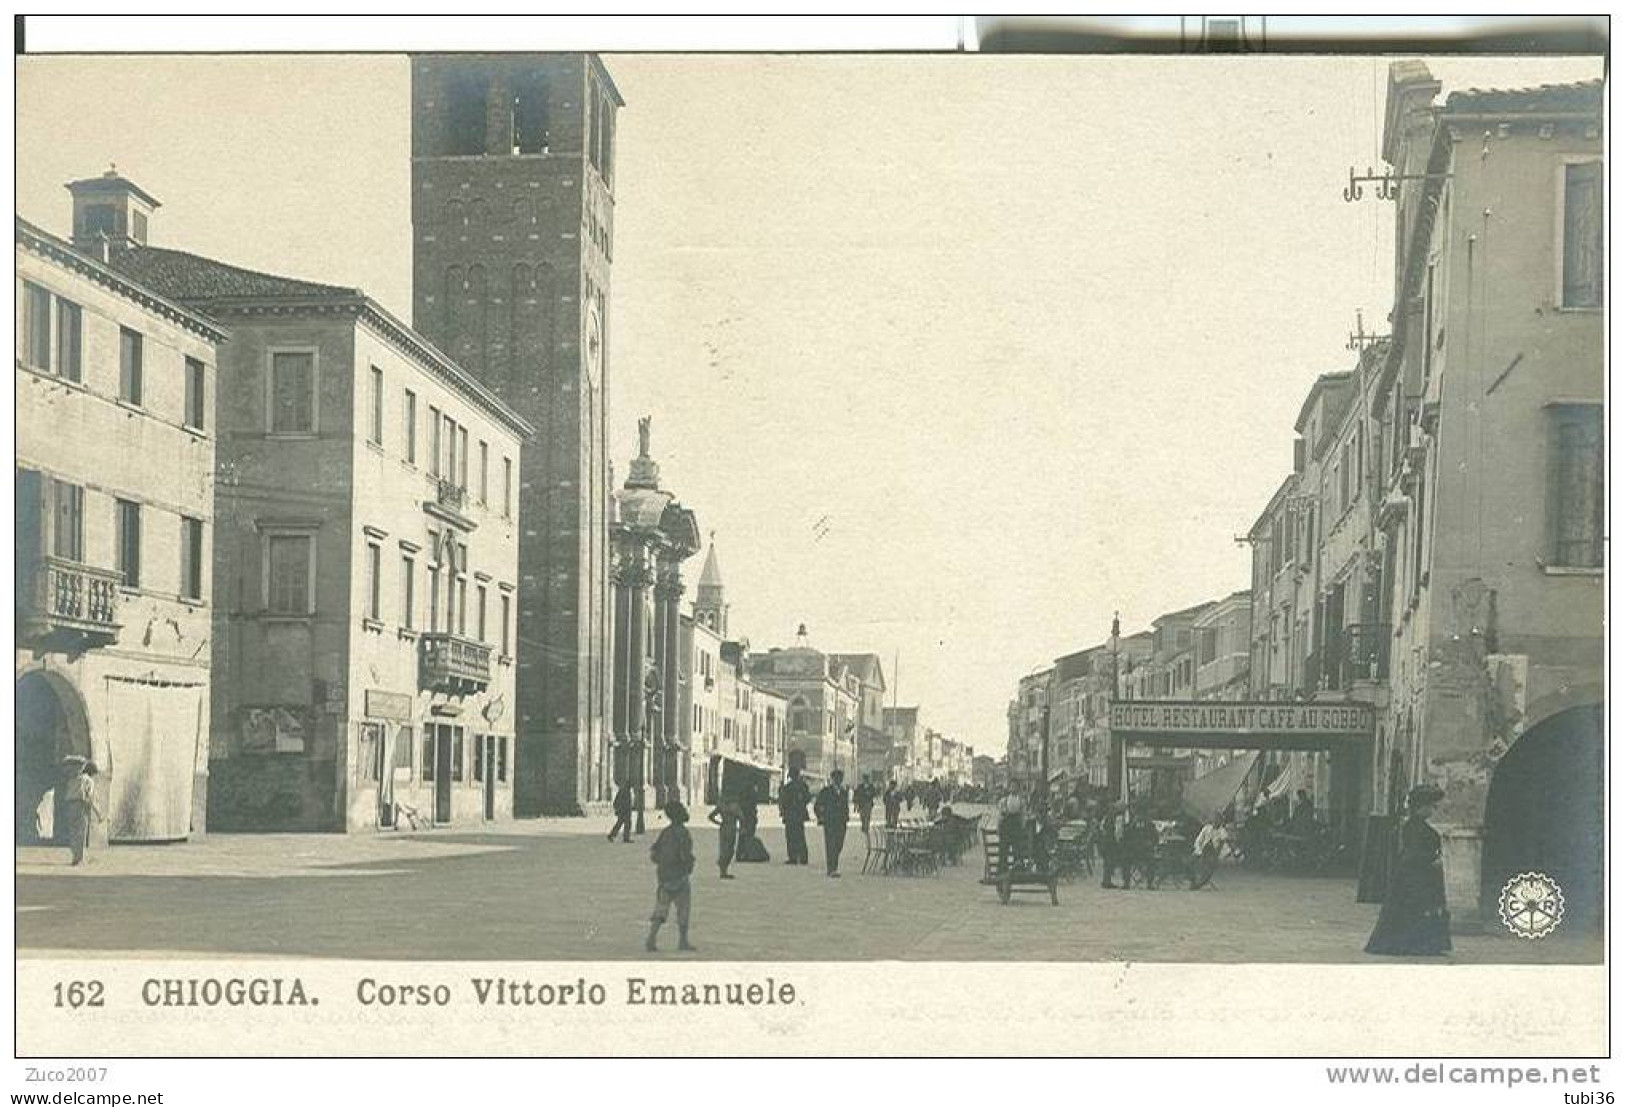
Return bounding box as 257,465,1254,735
410,54,621,814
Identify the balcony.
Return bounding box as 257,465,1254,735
1325,623,1392,691
419,631,492,694
19,556,122,650
423,478,477,531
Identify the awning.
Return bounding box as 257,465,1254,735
1180,751,1260,822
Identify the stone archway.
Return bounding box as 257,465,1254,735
1481,703,1603,929
15,669,91,845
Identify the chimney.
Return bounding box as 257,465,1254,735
65,166,160,255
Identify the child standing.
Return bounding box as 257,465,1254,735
646,801,697,953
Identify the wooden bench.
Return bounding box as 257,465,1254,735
979,827,1059,905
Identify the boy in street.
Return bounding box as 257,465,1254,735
646,801,697,953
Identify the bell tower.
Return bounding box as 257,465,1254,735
410,53,622,814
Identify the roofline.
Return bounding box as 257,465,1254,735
1293,370,1355,433
66,175,163,209
16,218,230,343
182,291,536,440
588,53,626,107
1248,473,1299,537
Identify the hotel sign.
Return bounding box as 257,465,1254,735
1109,701,1373,737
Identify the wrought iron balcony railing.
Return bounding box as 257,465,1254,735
20,555,122,648
419,631,493,694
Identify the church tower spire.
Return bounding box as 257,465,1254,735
694,533,727,636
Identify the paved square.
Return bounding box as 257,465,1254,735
16,818,1600,964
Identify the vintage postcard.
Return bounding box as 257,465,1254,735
11,17,1608,1076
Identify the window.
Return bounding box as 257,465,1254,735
56,300,82,382
499,593,512,656
497,735,508,782
394,725,414,772
421,729,436,782
78,205,116,239
429,406,442,476
114,500,141,588
184,358,206,430
404,390,418,463
450,730,465,782
401,554,416,628
474,734,486,783
1561,161,1603,309
119,328,143,405
365,541,382,621
181,516,204,601
363,722,386,782
368,365,384,445
22,282,51,370
1547,404,1603,568
49,478,84,562
266,534,312,615
478,441,489,505
476,583,488,641
502,457,513,518
428,558,442,632
268,351,315,434
458,426,470,490
511,73,550,154
446,72,490,156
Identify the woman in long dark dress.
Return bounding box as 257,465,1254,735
1365,784,1452,956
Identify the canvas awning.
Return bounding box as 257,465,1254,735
1180,751,1260,822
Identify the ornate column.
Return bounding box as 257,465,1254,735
610,542,631,788
653,556,685,805
623,547,653,833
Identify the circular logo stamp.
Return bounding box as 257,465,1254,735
1498,872,1565,940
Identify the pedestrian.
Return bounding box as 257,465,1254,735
645,801,697,953
736,785,768,863
607,778,634,843
708,793,740,879
1190,813,1227,890
813,768,851,878
853,777,876,834
882,780,903,828
62,757,103,866
778,766,813,865
996,786,1027,876
1123,809,1160,889
1098,804,1129,890
1365,784,1452,957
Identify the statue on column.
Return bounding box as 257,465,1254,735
638,415,651,458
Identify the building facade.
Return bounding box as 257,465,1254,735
16,210,227,845
97,179,532,833
1375,66,1604,927
410,53,621,814
747,629,858,786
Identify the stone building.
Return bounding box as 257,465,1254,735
1005,668,1052,788
16,206,227,845
609,422,700,823
1375,66,1604,927
95,179,532,833
409,53,622,814
747,628,858,786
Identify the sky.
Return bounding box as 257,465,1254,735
16,51,1602,753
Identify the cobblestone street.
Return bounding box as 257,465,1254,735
16,816,1600,964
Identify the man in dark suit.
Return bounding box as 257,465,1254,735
607,779,634,843
813,769,852,878
778,766,812,865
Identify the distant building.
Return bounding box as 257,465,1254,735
1006,669,1052,788
96,175,532,833
747,627,858,786
16,207,227,845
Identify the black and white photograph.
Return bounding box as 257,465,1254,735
8,14,1610,1080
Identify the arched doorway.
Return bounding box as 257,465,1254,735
1482,704,1604,929
15,670,91,845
